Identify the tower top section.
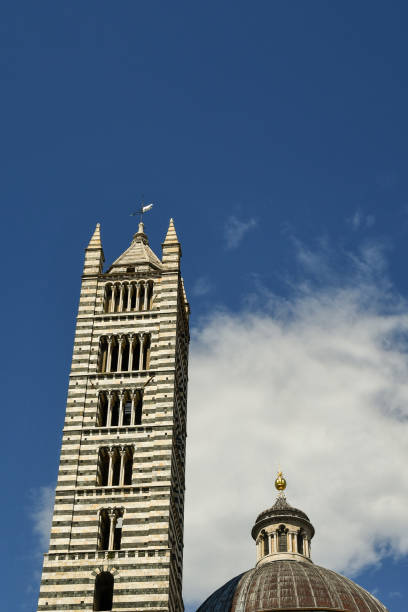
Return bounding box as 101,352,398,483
107,220,163,274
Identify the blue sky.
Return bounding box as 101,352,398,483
1,2,408,610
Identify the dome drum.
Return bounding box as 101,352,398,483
252,495,315,565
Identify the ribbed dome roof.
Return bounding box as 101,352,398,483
197,560,388,612
252,495,315,540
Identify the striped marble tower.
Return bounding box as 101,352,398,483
37,218,190,612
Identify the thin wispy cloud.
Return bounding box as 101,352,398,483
192,276,213,297
348,209,375,231
291,236,389,293
184,242,408,606
30,485,54,551
225,215,257,249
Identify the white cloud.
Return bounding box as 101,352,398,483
192,276,213,297
225,215,257,249
30,485,54,551
183,248,408,606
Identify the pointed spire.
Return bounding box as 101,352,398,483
84,223,104,275
87,223,102,250
162,218,182,268
163,218,180,244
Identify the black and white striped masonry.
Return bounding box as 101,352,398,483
37,218,190,612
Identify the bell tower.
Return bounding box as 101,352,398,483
37,218,190,611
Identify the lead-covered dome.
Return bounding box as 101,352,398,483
197,559,388,611
197,473,388,612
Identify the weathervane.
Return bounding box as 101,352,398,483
130,199,154,224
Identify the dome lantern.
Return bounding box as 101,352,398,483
252,471,315,565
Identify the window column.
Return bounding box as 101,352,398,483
143,282,149,310
128,335,134,371
106,392,114,427
109,286,116,313
130,391,136,426
139,334,145,370
127,284,133,311
106,336,114,372
256,538,262,561
100,340,108,373
118,392,124,427
288,531,293,552
107,448,115,486
117,337,124,372
119,284,125,312
135,283,141,311
108,510,116,550
119,448,127,486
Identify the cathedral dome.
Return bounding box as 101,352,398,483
197,560,388,612
197,473,388,612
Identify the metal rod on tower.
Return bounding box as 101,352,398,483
130,201,154,224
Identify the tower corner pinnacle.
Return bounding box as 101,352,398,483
87,223,103,250
162,218,182,267
84,222,104,274
163,218,180,244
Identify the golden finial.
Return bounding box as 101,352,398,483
275,470,287,492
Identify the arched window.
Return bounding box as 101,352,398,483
139,283,145,311
134,391,143,425
263,531,269,555
121,336,129,371
98,447,132,486
130,283,137,310
124,449,133,485
114,285,120,312
98,510,123,551
93,571,114,611
147,281,154,309
110,338,119,372
123,394,132,426
132,337,140,371
110,394,119,427
97,448,109,486
277,525,288,552
98,510,110,550
122,284,128,312
112,449,120,486
143,335,151,370
104,285,112,313
98,337,108,373
97,392,108,427
113,515,123,550
297,530,304,555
